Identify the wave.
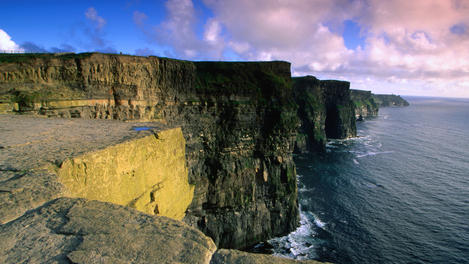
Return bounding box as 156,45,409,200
269,210,324,260
356,151,394,158
312,213,326,229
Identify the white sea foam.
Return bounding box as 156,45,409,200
353,159,359,165
356,151,394,158
312,214,326,229
269,209,321,260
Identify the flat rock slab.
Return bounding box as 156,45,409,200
0,114,168,178
0,114,168,223
0,197,217,264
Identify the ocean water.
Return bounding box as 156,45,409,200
270,97,469,264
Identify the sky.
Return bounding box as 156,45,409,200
1,0,469,98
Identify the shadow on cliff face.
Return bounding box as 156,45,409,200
325,108,340,139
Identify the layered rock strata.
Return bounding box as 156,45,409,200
0,53,299,249
293,76,356,153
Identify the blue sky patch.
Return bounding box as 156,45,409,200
343,20,366,50
450,23,466,35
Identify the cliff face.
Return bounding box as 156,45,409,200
0,53,299,249
350,89,379,120
293,76,356,153
57,128,193,220
374,94,410,107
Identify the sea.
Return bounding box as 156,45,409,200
269,97,469,264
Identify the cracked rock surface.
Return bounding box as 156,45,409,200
0,197,217,264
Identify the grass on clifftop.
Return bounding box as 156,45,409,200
0,53,93,64
194,61,291,98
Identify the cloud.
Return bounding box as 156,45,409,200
153,0,202,57
348,0,469,96
202,0,357,71
133,11,147,26
133,0,225,59
83,7,115,53
195,0,469,97
20,42,76,53
0,29,23,52
135,47,155,56
85,7,106,31
50,44,77,53
20,42,48,53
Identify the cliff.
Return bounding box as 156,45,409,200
0,52,299,249
350,90,409,121
374,94,410,107
293,76,356,153
350,89,379,120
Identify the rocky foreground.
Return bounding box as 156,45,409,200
0,115,325,264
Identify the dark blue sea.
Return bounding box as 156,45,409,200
270,97,469,264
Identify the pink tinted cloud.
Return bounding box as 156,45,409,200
137,0,469,97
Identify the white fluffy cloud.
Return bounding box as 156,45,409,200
0,29,23,52
203,0,355,71
135,0,225,59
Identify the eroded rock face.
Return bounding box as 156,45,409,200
293,76,356,153
0,53,299,249
0,197,217,264
56,127,193,220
